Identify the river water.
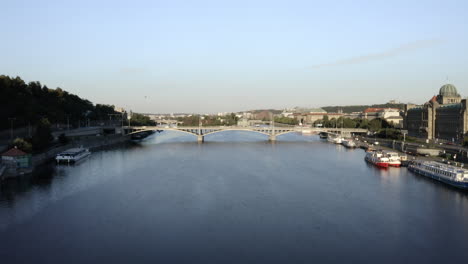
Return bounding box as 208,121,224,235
1,132,468,263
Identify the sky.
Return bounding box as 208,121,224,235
1,0,468,113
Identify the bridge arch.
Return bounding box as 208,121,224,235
274,130,305,137
202,128,271,137
128,128,198,137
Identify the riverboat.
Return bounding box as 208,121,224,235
408,161,468,189
342,139,357,148
365,151,390,168
327,135,343,144
383,151,402,167
319,132,328,139
56,147,91,163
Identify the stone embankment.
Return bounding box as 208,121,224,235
32,134,130,168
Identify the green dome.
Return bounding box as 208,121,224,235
439,84,459,97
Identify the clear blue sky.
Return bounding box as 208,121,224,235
2,0,467,113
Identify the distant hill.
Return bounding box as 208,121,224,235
321,103,405,113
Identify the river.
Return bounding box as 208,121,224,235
1,131,468,263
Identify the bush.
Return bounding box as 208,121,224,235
376,128,403,140
11,137,32,153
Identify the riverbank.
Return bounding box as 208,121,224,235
33,134,130,167
1,134,130,180
355,137,466,166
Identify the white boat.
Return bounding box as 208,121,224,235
342,139,357,148
365,151,390,168
327,135,343,144
383,151,402,167
56,147,91,163
408,161,468,189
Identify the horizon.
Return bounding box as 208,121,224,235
2,0,467,113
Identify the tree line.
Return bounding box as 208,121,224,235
1,75,158,153
177,114,239,126
0,75,119,130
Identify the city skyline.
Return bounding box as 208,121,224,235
2,0,467,113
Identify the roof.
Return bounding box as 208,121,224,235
1,147,27,157
438,103,462,109
408,106,424,111
439,84,459,97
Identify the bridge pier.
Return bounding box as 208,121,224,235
197,135,204,143
269,135,276,142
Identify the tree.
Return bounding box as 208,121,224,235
32,118,53,152
274,116,299,125
130,113,156,126
11,138,32,153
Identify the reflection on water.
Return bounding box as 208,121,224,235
1,131,468,263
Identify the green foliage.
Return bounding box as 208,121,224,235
32,118,53,152
11,138,32,153
313,117,393,131
368,118,392,132
130,113,156,126
463,136,468,147
274,116,298,125
177,115,200,126
91,104,117,120
376,128,403,140
177,114,239,126
0,75,119,130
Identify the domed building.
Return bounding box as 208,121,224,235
437,84,461,104
405,84,467,142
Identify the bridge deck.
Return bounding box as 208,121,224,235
125,126,368,141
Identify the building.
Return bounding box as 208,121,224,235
293,112,344,125
404,84,467,142
1,147,32,178
361,107,403,128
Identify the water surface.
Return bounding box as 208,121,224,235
1,132,468,263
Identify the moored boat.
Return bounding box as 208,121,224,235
383,151,402,167
319,132,328,139
327,135,343,144
342,139,357,148
365,151,389,168
408,161,468,189
56,147,91,164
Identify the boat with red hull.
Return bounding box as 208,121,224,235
365,151,390,168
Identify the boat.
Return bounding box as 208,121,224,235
365,151,390,168
319,132,328,139
408,161,468,189
342,139,357,148
383,151,402,167
400,155,410,167
327,135,343,144
56,147,91,163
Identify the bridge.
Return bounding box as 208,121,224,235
125,126,368,142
